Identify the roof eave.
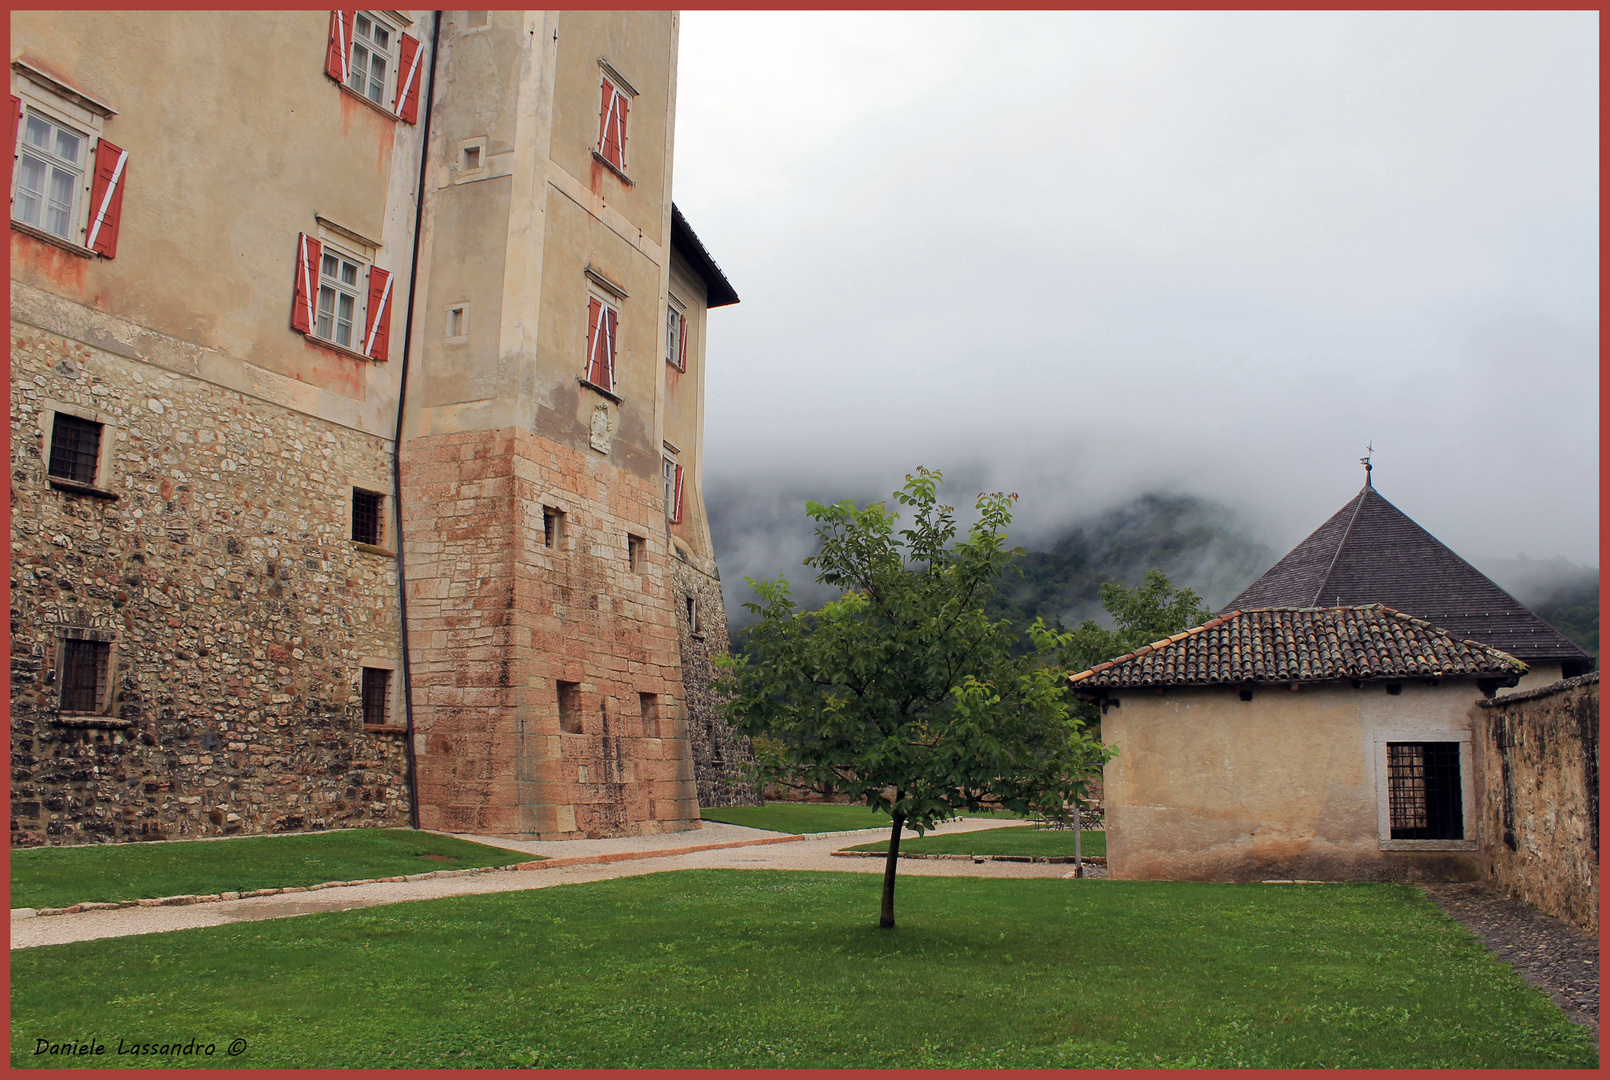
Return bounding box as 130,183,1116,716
670,204,739,308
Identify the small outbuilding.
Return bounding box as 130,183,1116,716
1070,604,1527,882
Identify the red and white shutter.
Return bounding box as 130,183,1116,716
394,33,422,123
598,80,614,160
363,266,393,360
598,81,627,168
291,233,323,334
601,305,618,390
85,139,128,258
671,464,685,524
614,91,628,165
10,94,21,207
585,297,606,386
677,313,688,371
325,11,354,83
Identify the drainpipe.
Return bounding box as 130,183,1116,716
392,9,441,831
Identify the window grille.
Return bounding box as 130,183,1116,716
1387,742,1463,840
61,639,109,712
352,488,383,545
361,667,391,726
49,413,103,485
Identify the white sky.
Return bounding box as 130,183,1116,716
673,11,1599,565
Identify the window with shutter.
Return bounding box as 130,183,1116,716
597,77,630,172
394,33,423,123
85,138,128,257
327,10,415,121
584,295,618,393
11,69,121,256
292,231,390,359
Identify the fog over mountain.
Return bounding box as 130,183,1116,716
675,11,1598,613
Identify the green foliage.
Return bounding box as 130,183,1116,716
1530,578,1599,656
1058,569,1218,674
9,829,534,909
10,871,1597,1069
717,469,1111,835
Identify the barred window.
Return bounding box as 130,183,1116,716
48,413,103,486
361,667,392,726
1387,742,1463,841
60,638,110,713
352,488,384,546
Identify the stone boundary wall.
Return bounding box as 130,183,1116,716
10,319,411,846
1474,672,1598,932
671,558,759,807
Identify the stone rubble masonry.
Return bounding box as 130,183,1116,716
1474,672,1599,933
398,427,701,839
671,558,759,808
10,319,411,847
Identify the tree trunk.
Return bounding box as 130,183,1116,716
879,806,906,929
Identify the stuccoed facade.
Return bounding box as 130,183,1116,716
10,10,750,846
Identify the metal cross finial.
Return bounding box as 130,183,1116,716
1359,442,1373,487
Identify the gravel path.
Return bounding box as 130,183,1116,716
11,817,1074,950
1421,882,1599,1040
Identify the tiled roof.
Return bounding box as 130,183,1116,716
1068,605,1526,689
1226,484,1589,664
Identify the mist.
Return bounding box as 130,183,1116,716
674,10,1598,609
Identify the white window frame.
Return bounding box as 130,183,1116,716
1373,728,1477,851
10,68,114,254
313,241,370,353
665,295,685,369
663,455,678,517
347,12,401,109
349,484,393,553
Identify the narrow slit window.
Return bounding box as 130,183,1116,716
1387,742,1463,840
543,506,563,549
48,413,103,486
628,534,646,573
361,667,392,726
60,638,110,713
639,692,660,738
557,680,583,734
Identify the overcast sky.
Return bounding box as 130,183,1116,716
672,11,1599,568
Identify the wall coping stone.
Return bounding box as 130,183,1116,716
1479,670,1598,708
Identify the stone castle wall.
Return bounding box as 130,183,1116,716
10,319,411,846
399,428,701,838
1475,673,1599,932
671,558,759,808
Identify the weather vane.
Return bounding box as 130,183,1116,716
1360,442,1373,487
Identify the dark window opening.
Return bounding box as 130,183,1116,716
60,638,110,713
686,596,700,634
627,533,646,573
49,413,103,486
362,667,391,726
1562,660,1594,680
557,680,583,734
639,692,660,737
1388,742,1463,840
543,506,563,549
1238,687,1253,702
352,488,384,546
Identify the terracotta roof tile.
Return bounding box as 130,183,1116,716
1067,605,1526,688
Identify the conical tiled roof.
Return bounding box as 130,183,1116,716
1227,484,1588,664
1068,605,1526,689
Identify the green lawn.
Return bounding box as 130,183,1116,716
700,802,1022,834
847,825,1107,859
10,871,1595,1069
10,829,534,909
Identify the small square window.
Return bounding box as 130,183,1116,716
463,146,481,170
352,488,385,546
60,638,110,713
1387,742,1463,841
48,413,103,486
362,666,392,726
557,680,583,734
627,534,646,573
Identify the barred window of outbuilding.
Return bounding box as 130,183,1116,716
60,638,110,713
1387,742,1463,840
352,487,384,546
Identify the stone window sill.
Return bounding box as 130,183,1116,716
303,332,380,363
13,218,99,258
364,724,408,735
48,477,120,500
591,151,634,186
55,713,130,728
1379,839,1478,852
337,80,401,123
578,377,622,404
351,541,396,558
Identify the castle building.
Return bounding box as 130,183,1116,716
9,10,754,847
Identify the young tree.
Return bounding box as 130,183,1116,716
1057,569,1217,673
716,469,1110,929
